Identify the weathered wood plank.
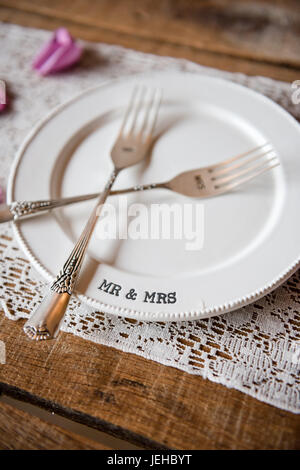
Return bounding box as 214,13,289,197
0,315,299,449
0,0,299,82
1,0,300,66
0,400,110,449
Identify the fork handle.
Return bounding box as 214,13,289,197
0,204,14,223
23,169,119,340
0,192,100,223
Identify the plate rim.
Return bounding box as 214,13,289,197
7,70,300,321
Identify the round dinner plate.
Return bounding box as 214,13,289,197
8,71,300,321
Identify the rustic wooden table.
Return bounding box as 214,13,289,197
0,0,299,450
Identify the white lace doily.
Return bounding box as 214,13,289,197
1,22,299,413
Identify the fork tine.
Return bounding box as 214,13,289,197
141,88,162,140
120,87,161,140
118,86,140,137
212,148,275,178
215,161,280,194
209,143,271,172
213,156,279,188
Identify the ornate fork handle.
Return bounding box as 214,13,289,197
10,200,53,218
50,179,114,295
22,177,165,340
23,169,118,340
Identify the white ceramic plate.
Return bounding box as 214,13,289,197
8,71,300,321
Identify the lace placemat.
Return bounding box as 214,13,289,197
0,22,299,413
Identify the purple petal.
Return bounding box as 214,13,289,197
33,40,60,70
33,28,82,76
49,44,82,73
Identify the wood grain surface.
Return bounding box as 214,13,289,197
0,0,299,450
0,400,110,449
0,0,300,81
0,315,299,450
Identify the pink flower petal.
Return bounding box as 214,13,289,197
33,28,82,76
32,39,60,70
50,44,82,73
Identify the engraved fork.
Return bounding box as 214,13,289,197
2,144,279,224
119,143,279,199
23,86,162,340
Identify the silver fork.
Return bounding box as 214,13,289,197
3,145,279,224
115,143,279,198
24,86,161,340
